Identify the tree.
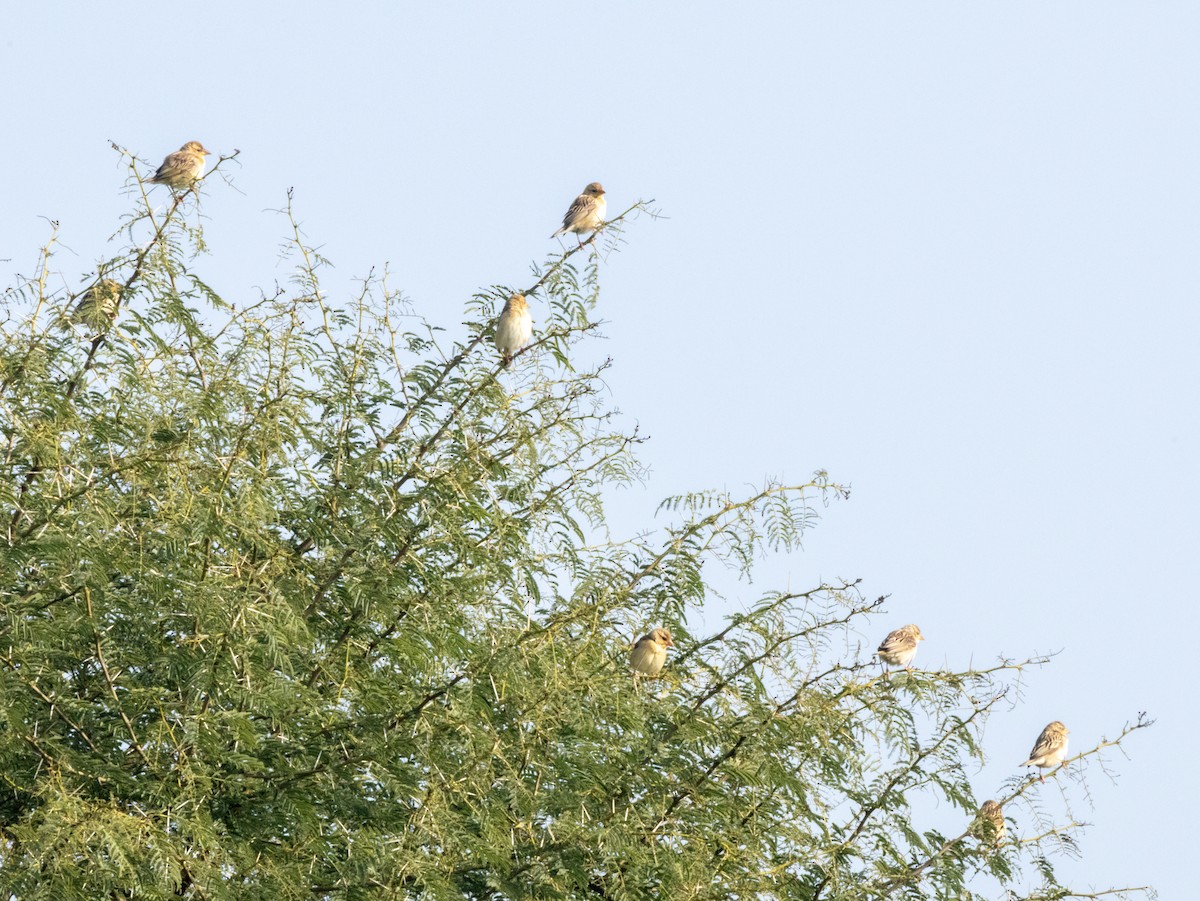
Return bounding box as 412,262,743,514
0,146,1152,900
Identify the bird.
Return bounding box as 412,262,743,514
494,294,533,367
1021,721,1070,781
974,800,1006,845
67,279,122,332
150,141,212,189
875,624,924,672
629,627,674,677
551,182,607,245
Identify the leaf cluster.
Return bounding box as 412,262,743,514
0,154,1152,900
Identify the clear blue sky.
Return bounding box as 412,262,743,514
4,2,1196,895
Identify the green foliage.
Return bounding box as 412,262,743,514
0,149,1151,900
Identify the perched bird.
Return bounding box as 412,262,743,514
150,141,212,189
1021,720,1070,781
629,627,674,677
494,294,533,367
67,279,122,332
974,800,1006,845
551,182,607,245
875,624,925,672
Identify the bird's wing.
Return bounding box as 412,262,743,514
1026,730,1058,762
153,152,186,180
877,631,911,654
561,194,596,229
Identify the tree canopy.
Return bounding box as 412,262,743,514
0,147,1152,900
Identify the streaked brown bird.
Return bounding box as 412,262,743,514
551,182,606,245
494,293,532,367
67,279,122,333
875,623,924,672
150,141,212,189
1021,720,1069,781
974,800,1006,845
629,627,673,677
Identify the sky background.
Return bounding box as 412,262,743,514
3,2,1196,895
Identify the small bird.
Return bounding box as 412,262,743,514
551,182,607,245
875,624,924,672
1021,721,1070,781
974,800,1006,845
67,279,122,332
150,141,212,189
629,627,674,677
494,294,532,367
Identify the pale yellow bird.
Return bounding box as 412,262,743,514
974,800,1006,845
67,279,122,332
629,627,674,677
494,294,532,367
551,182,606,245
1021,720,1069,781
875,624,924,672
150,141,212,189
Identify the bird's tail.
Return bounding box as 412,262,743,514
550,227,566,239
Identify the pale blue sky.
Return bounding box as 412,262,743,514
4,2,1196,895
